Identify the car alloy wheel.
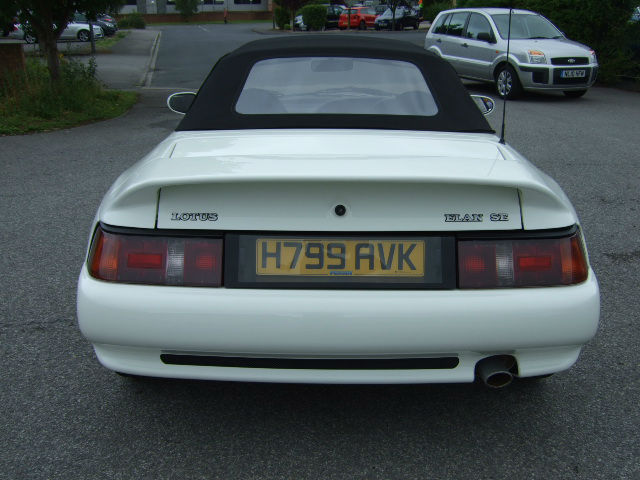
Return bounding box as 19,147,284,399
78,30,90,42
495,65,522,99
25,33,36,43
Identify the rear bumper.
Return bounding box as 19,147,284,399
77,268,599,383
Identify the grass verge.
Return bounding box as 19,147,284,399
22,31,131,57
95,31,130,52
0,58,137,135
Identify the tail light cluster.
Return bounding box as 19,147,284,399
458,233,588,288
87,226,588,289
89,227,222,287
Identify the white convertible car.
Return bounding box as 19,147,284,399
77,37,599,388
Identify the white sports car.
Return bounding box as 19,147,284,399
77,37,599,388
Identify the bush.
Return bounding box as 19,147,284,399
118,12,146,29
0,58,137,134
274,6,291,30
424,1,450,22
301,4,327,30
174,0,200,20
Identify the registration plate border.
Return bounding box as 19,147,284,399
225,233,456,289
560,69,586,79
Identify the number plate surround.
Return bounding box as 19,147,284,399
225,234,456,289
560,69,586,78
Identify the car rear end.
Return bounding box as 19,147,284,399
77,130,599,385
339,8,363,29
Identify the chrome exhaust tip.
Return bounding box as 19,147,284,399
476,355,516,389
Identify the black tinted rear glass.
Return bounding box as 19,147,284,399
446,12,468,37
433,13,450,34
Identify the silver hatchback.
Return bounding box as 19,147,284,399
424,8,598,98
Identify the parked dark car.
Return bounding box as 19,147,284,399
374,7,420,30
374,4,388,15
294,4,345,31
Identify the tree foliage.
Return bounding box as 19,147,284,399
174,0,200,20
4,0,124,81
301,4,326,30
274,0,311,30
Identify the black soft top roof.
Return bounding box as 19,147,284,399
176,36,493,134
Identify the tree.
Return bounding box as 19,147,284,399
274,0,310,30
4,0,124,82
386,0,410,30
174,0,200,21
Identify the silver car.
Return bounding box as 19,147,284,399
424,8,598,98
9,21,103,43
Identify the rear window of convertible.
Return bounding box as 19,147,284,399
235,57,439,116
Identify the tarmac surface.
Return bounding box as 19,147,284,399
85,29,162,89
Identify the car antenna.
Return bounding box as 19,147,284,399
499,6,514,145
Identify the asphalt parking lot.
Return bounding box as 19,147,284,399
1,23,639,480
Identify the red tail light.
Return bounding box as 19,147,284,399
458,233,588,288
88,227,223,287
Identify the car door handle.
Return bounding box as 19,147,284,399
436,39,442,43
462,42,469,47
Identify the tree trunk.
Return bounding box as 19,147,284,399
157,0,167,15
36,28,61,82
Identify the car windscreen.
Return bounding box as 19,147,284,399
235,57,438,116
491,13,562,39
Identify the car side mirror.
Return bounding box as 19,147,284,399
167,92,196,114
470,95,495,115
476,32,494,43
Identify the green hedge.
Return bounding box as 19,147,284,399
118,12,146,29
274,6,290,30
301,4,327,31
423,1,451,22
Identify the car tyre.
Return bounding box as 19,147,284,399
563,89,587,98
359,20,366,30
413,22,419,30
77,30,90,42
495,64,523,99
24,33,37,43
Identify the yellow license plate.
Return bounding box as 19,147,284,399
256,238,425,277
